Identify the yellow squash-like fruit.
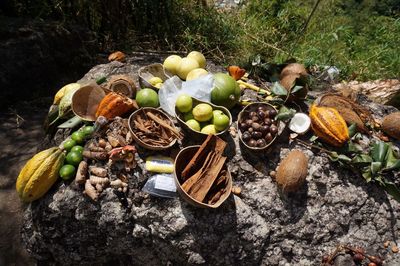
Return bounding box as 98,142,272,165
53,83,81,105
16,147,65,202
309,104,349,147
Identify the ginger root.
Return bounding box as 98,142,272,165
75,161,88,185
84,180,98,201
89,175,110,186
83,150,108,160
89,166,107,177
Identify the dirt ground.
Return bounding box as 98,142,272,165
0,102,50,266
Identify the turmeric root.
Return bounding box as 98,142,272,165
89,175,110,186
89,166,107,177
83,150,108,160
84,180,98,201
75,161,88,185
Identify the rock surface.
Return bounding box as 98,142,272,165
22,57,400,265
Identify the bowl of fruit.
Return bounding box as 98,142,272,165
175,94,232,140
138,63,170,90
238,102,280,151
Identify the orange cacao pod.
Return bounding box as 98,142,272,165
95,92,137,119
309,104,349,147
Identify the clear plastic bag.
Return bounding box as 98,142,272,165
142,174,177,198
159,74,215,116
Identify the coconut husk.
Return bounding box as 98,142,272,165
382,112,400,140
280,63,307,79
316,93,372,133
276,150,308,193
106,75,137,98
279,63,309,101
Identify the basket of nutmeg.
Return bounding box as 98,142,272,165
237,102,281,151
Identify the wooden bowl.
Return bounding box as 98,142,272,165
175,98,232,141
237,102,281,151
174,145,232,208
71,83,106,121
138,63,170,90
128,107,177,150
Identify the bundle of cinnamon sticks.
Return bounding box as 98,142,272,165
180,135,229,205
131,109,183,146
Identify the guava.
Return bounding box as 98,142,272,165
211,73,241,109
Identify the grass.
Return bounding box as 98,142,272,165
3,0,399,81
172,0,400,81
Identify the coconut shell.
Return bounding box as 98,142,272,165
382,112,400,140
72,83,106,121
107,75,137,98
276,150,308,192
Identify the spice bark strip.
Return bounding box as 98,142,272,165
188,155,227,202
146,112,183,140
181,135,227,180
182,152,215,192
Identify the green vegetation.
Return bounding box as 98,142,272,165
1,0,399,80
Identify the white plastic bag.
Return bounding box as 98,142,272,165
159,74,214,116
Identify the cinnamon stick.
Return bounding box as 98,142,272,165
188,155,226,202
181,135,226,180
146,112,182,139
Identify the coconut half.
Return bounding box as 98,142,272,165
289,113,311,134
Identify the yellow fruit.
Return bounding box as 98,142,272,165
201,124,217,134
186,68,208,81
192,103,213,122
16,147,65,202
53,83,80,105
148,77,163,86
163,55,182,75
186,119,201,131
187,51,206,68
176,94,193,113
177,57,199,80
309,104,349,147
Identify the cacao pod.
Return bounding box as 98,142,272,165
276,150,308,192
16,147,65,202
95,92,138,119
309,104,349,147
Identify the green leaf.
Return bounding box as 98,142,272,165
383,182,400,203
329,151,338,161
384,159,400,171
275,105,295,121
371,142,389,162
348,123,357,138
371,161,382,174
271,82,288,96
347,141,363,153
338,154,352,162
352,154,373,164
362,169,372,182
384,144,398,168
291,85,303,93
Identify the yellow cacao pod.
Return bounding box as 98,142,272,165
309,104,349,147
16,147,65,202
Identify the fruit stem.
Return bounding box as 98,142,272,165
237,80,270,95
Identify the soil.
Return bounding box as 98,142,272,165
0,100,50,266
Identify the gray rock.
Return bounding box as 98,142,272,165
22,58,400,265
